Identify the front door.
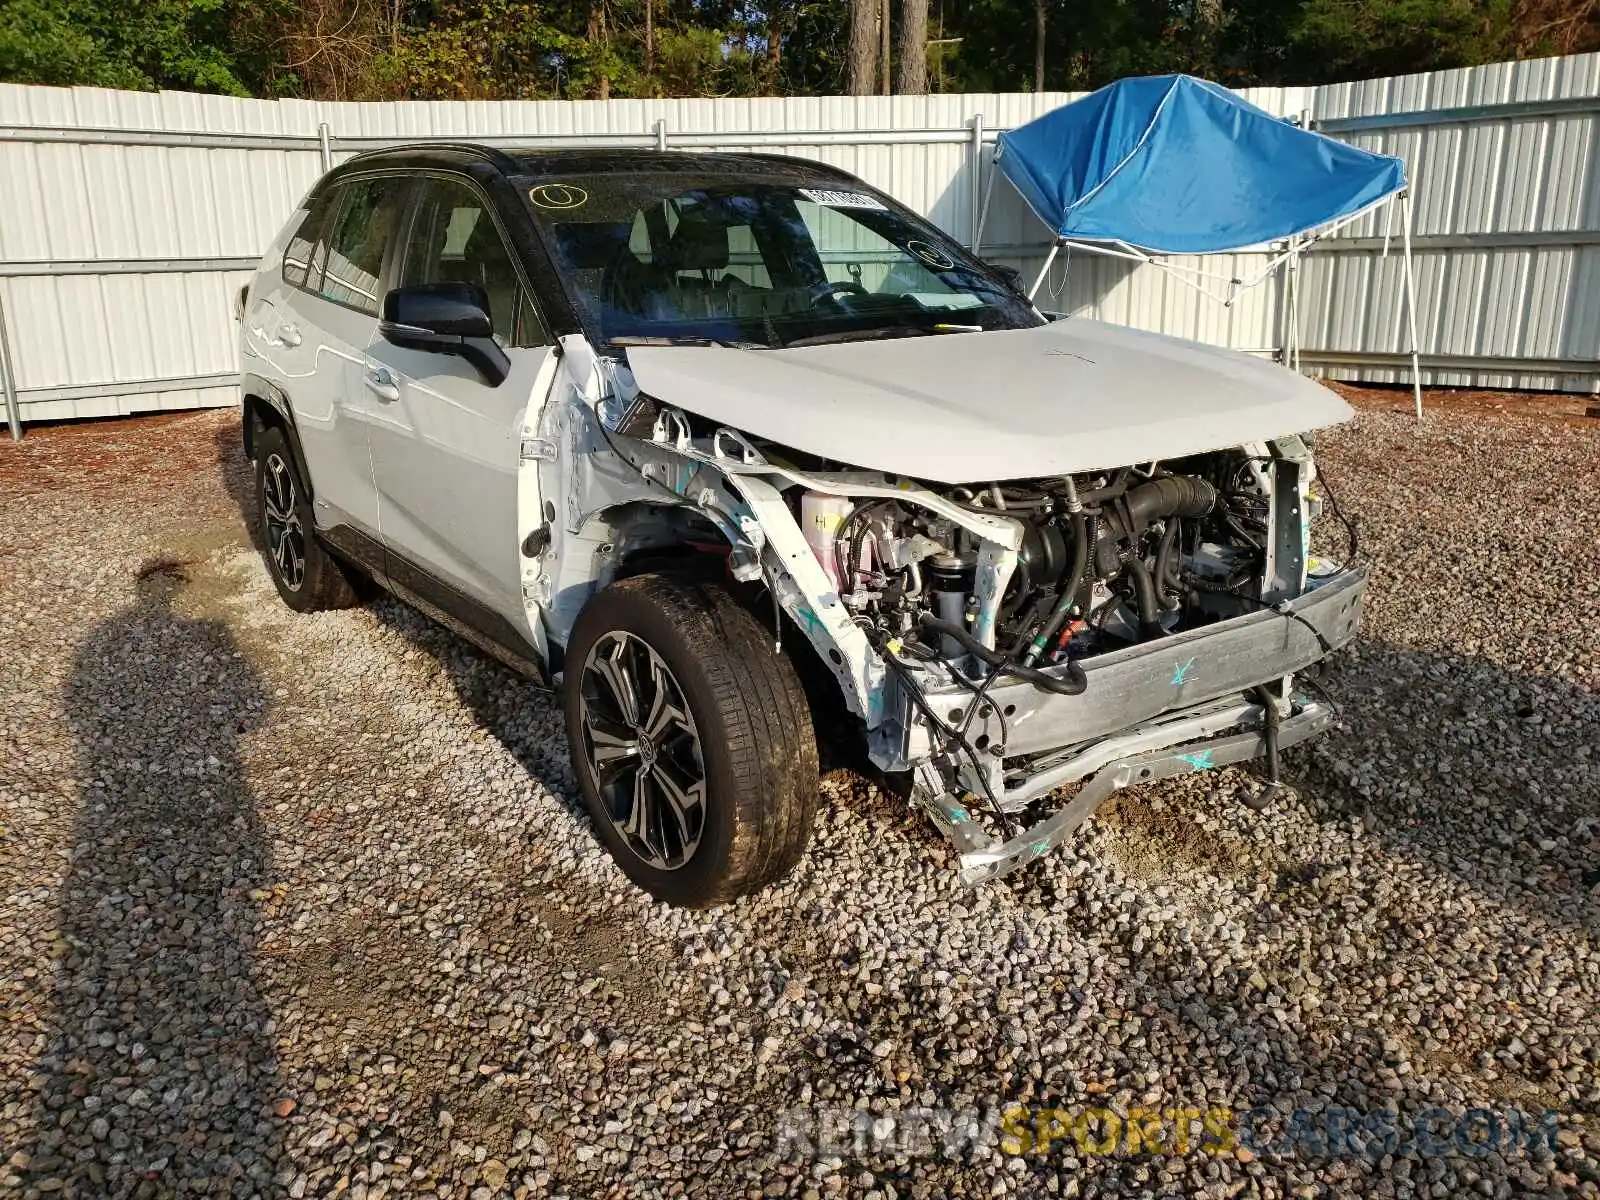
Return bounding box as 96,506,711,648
364,174,559,643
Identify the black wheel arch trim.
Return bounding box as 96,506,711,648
242,374,314,502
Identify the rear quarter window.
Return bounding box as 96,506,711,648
281,194,334,290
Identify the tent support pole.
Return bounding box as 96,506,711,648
974,160,997,255
1274,238,1298,371
1400,189,1424,420
969,114,987,251
1291,250,1302,371
1027,241,1060,301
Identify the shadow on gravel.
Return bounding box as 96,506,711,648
212,420,859,834
22,559,283,1197
214,422,591,844
1303,638,1600,936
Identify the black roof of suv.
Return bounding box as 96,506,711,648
327,143,864,187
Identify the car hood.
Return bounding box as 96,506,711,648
622,318,1351,483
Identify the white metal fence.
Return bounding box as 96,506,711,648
1,54,1597,434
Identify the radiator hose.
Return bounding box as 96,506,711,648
1019,511,1091,668
1124,558,1165,638
1094,475,1217,576
918,613,1088,696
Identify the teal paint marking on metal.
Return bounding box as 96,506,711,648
1178,749,1215,771
794,603,823,635
1171,656,1198,686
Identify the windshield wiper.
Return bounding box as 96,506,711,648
611,334,768,350
782,323,983,348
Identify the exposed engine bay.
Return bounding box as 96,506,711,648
798,452,1295,681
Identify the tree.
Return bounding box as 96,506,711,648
3,0,1596,105
848,0,878,93
0,0,268,93
780,0,848,93
897,0,929,91
1290,0,1519,79
1033,0,1046,90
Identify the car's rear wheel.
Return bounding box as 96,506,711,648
563,573,819,906
254,425,360,612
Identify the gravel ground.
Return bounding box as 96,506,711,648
0,397,1597,1200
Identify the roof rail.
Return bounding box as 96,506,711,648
340,140,522,173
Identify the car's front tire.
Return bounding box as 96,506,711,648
254,425,360,613
563,573,820,906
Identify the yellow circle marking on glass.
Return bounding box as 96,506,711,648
528,183,590,210
906,239,956,270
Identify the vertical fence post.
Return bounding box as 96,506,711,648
654,118,668,151
0,283,22,441
318,122,333,171
968,113,985,249
974,151,998,257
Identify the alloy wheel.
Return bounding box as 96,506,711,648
578,631,707,870
261,452,307,592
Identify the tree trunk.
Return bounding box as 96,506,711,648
896,0,928,93
587,0,610,99
879,0,892,95
644,0,653,86
847,0,877,94
766,7,782,94
1034,0,1046,92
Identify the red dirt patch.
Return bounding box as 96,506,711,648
0,409,234,503
1327,380,1598,427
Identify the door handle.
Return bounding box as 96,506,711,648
363,365,401,402
277,322,302,348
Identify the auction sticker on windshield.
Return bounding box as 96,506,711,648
799,188,887,210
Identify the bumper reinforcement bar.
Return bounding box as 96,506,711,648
918,699,1334,887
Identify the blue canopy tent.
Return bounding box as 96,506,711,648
979,75,1423,415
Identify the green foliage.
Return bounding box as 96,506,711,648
0,0,260,92
372,1,593,98
1290,0,1519,80
0,0,1593,100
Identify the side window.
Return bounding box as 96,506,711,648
399,177,545,348
281,193,334,290
319,178,409,316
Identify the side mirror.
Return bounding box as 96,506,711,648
380,282,510,386
987,263,1025,294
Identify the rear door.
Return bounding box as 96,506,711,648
274,175,412,541
364,172,560,638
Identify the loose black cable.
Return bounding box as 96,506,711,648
946,658,1009,747
876,640,1015,836
1313,463,1360,565
918,614,1088,696
832,499,890,590
1183,575,1335,656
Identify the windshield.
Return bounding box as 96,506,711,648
517,172,1042,349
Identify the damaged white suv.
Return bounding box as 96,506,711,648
238,144,1364,906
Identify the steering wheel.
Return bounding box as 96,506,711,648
804,280,869,308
